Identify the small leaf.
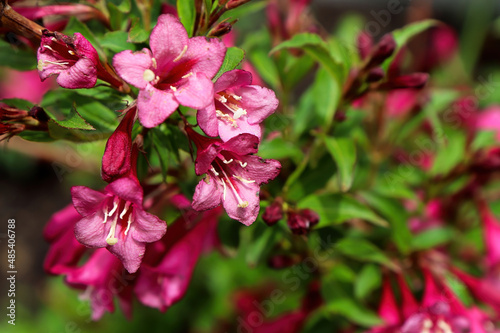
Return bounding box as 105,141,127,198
325,298,383,327
259,137,304,164
297,193,388,227
177,0,195,37
323,136,356,192
411,227,454,251
0,98,33,111
214,47,245,80
335,238,397,270
128,17,150,43
312,68,341,131
101,31,134,53
46,103,94,130
355,264,382,300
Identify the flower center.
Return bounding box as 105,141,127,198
216,93,247,120
102,197,134,245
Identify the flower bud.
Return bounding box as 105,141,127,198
379,73,429,90
301,209,319,226
287,212,310,235
226,0,252,10
262,199,283,226
366,67,385,83
366,34,396,69
207,20,236,38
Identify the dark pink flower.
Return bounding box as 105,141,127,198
37,30,100,89
197,69,279,140
65,248,134,320
134,206,221,311
113,14,226,128
262,198,283,226
385,89,420,117
101,106,137,183
0,69,54,103
187,127,281,225
475,106,500,141
71,175,167,273
43,204,87,275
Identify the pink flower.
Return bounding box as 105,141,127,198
71,175,167,273
101,106,137,183
385,89,420,117
134,206,221,311
37,30,100,89
197,69,279,140
475,106,500,141
113,14,226,128
0,69,54,103
65,248,134,320
43,204,87,275
187,127,281,225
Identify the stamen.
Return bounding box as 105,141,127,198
217,95,228,103
210,166,220,176
219,167,248,208
233,175,255,183
232,107,247,119
215,110,237,128
105,215,119,245
170,86,177,92
68,50,76,55
43,44,56,52
223,159,233,164
182,72,193,79
102,207,108,224
119,201,131,219
221,179,227,200
238,161,247,168
173,45,188,62
152,57,157,69
38,59,70,71
217,96,247,119
124,214,133,235
108,198,119,216
231,94,242,101
143,69,156,82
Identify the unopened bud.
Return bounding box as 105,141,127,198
287,212,310,235
366,67,385,83
207,20,236,38
262,199,283,226
267,254,296,269
29,106,49,122
226,0,252,10
300,209,319,226
379,73,429,90
366,34,396,69
357,31,373,60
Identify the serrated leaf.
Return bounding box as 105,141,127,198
0,98,33,110
323,136,356,192
214,47,245,80
335,238,396,270
46,103,94,130
297,193,388,227
177,0,195,37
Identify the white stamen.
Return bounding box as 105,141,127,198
170,86,177,92
152,57,157,69
119,201,131,219
37,59,70,71
105,214,119,245
43,44,56,52
221,179,227,200
239,161,247,168
108,198,119,216
232,94,242,101
210,166,220,176
143,69,156,82
124,214,133,236
436,320,452,333
68,50,76,55
216,110,237,128
103,207,108,224
232,107,247,119
233,175,255,183
218,95,227,103
223,159,233,164
182,72,193,79
219,167,248,208
173,45,188,62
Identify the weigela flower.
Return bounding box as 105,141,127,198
37,30,99,89
134,206,221,311
113,14,226,128
197,69,279,141
187,127,281,225
65,248,134,320
71,175,167,273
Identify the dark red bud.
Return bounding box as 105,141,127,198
287,212,311,235
379,73,429,90
0,106,28,121
101,106,137,183
262,200,283,226
357,31,373,60
226,0,252,10
29,106,49,122
267,254,296,269
207,20,236,38
300,209,319,226
366,67,385,82
366,34,396,69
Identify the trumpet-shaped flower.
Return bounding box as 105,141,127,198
71,176,166,273
113,14,226,128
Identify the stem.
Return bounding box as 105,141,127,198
0,0,44,41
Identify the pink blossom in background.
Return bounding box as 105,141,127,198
475,106,500,141
113,14,226,128
0,68,54,103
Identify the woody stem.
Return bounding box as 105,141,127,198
0,0,44,42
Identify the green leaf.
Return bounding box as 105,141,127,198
311,68,340,131
411,227,454,251
325,298,383,327
270,33,344,87
259,137,304,164
335,238,396,270
382,19,439,70
297,193,388,227
46,103,95,130
151,128,170,181
430,128,467,176
0,98,33,111
354,264,382,300
245,226,277,267
0,40,36,71
128,17,150,43
18,131,54,142
214,47,245,80
100,31,134,53
323,136,356,192
471,130,496,151
177,0,196,37
249,49,280,88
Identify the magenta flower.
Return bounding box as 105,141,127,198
113,14,226,128
197,69,279,140
43,204,87,275
134,207,221,311
37,30,99,89
187,127,281,225
475,106,500,141
71,175,167,273
65,248,134,320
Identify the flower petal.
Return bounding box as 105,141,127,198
186,36,226,79
113,49,153,89
222,133,260,155
197,103,219,137
137,85,178,128
222,180,260,226
214,69,252,92
56,57,97,89
150,14,189,71
71,186,107,216
108,231,145,273
237,155,281,185
192,177,222,212
106,176,143,206
132,209,167,243
219,117,262,142
174,72,214,109
237,85,279,124
74,211,108,248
